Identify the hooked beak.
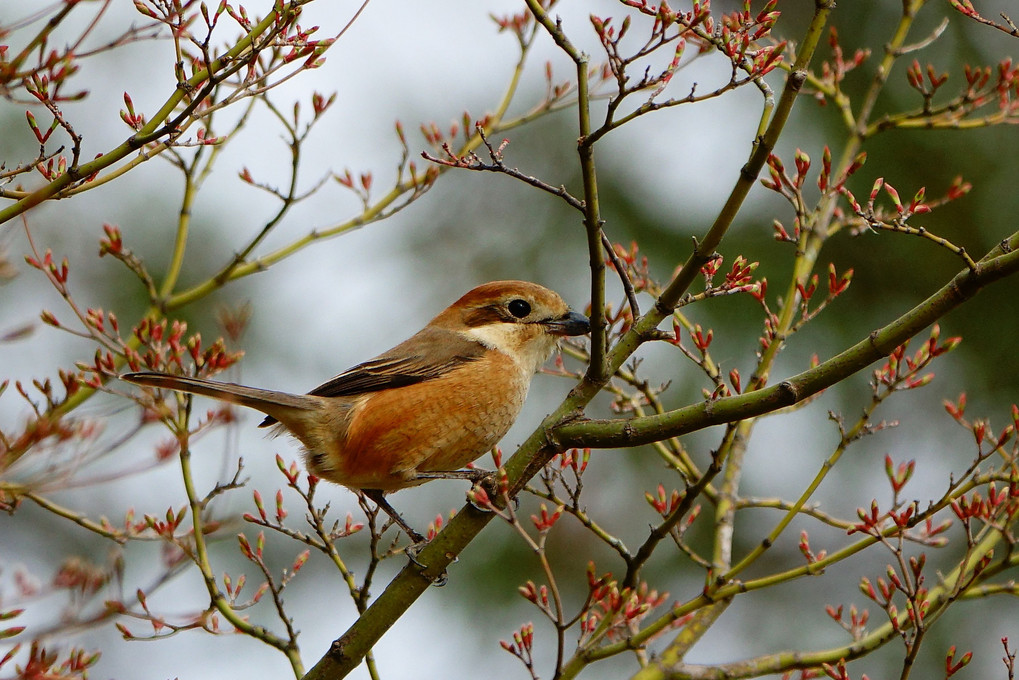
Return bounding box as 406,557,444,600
541,310,590,337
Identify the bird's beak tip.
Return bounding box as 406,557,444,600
544,310,590,337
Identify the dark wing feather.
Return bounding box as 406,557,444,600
308,354,469,396
258,327,484,427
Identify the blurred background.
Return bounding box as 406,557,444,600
1,1,1017,678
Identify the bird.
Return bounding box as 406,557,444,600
122,280,589,542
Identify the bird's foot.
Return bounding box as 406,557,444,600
403,541,450,586
412,468,492,485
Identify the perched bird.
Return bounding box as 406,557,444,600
122,280,589,540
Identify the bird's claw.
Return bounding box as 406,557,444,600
404,540,450,587
404,538,427,566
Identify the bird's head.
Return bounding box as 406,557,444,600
431,280,590,374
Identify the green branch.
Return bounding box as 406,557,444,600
553,233,1019,449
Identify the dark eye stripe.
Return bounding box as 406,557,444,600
461,305,509,328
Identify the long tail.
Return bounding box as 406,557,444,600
121,372,321,425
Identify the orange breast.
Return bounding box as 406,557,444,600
322,351,529,490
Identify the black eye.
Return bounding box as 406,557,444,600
507,299,531,318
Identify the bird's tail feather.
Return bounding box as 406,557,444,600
121,372,320,422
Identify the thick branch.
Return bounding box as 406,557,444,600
553,234,1019,449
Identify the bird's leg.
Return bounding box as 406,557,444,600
411,468,492,485
360,489,449,586
412,469,517,514
361,488,425,544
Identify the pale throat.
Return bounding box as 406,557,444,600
461,323,557,375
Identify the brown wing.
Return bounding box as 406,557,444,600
259,327,485,427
